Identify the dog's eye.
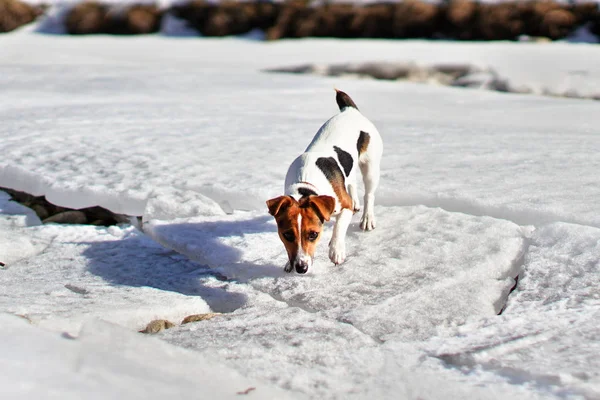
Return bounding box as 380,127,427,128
283,232,295,242
307,231,319,241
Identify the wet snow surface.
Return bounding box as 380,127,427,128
1,31,599,399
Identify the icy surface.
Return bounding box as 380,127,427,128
148,206,525,342
423,222,600,399
0,314,295,399
0,221,219,334
1,29,600,399
1,34,600,225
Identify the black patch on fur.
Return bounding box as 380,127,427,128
335,90,358,111
333,146,353,177
316,157,346,186
298,187,317,198
357,130,370,155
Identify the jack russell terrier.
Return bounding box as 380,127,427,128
267,89,382,274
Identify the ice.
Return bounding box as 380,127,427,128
149,206,524,340
0,221,222,334
0,191,46,264
421,222,600,398
143,187,226,221
2,35,600,224
1,28,599,399
0,314,295,399
0,190,41,229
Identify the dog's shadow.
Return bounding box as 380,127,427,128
146,214,288,281
84,214,285,312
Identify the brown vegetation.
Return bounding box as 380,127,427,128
2,0,600,42
65,2,162,35
0,0,43,33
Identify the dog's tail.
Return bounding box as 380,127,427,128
334,88,358,111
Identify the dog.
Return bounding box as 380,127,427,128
266,89,382,274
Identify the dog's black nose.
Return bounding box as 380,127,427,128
295,262,309,274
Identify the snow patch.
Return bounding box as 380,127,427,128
148,205,525,342
0,314,296,399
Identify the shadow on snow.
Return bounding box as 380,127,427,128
82,228,248,313
146,214,288,282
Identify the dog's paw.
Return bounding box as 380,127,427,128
360,212,376,231
353,203,362,214
284,261,293,273
329,242,346,265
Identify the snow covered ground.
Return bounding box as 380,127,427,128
1,25,600,399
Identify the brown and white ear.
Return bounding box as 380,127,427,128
309,195,336,222
266,196,295,217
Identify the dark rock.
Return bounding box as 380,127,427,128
434,63,473,78
0,187,35,205
43,210,88,225
0,0,42,33
181,312,220,324
330,62,414,80
265,64,315,74
2,187,136,227
451,70,509,92
65,283,90,295
30,204,49,221
139,319,175,334
80,205,129,225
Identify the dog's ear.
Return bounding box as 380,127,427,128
309,195,336,222
266,196,295,217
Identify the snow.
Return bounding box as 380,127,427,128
1,25,600,399
0,314,295,399
148,206,525,342
0,220,218,335
423,222,600,399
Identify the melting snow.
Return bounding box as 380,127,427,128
1,28,599,399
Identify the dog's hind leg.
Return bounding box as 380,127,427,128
359,157,380,231
357,130,382,231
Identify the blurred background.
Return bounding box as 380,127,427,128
1,0,599,42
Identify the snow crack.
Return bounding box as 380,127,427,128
496,237,530,315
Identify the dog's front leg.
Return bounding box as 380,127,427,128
329,208,353,265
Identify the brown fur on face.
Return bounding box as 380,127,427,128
267,195,335,273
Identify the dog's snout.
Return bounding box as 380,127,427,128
295,261,309,274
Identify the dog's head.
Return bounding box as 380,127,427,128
267,195,335,274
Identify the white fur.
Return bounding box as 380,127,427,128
284,105,383,265
295,213,313,268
